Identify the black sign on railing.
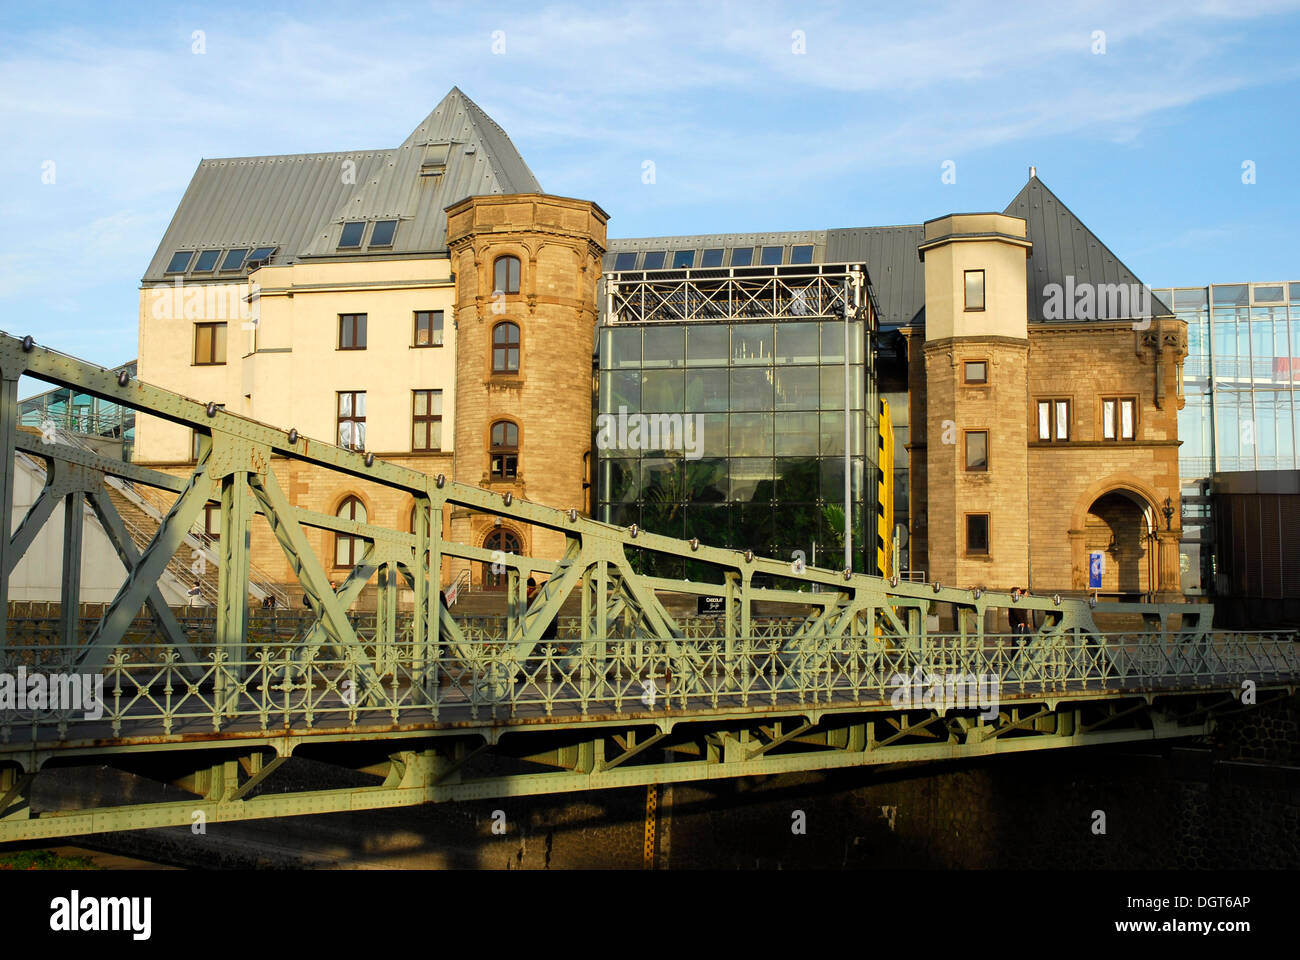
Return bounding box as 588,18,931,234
697,596,725,616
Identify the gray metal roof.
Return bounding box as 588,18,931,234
143,87,540,283
826,225,926,328
1003,176,1173,320
299,87,541,257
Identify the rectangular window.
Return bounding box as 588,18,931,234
338,221,365,248
963,360,987,384
964,430,988,471
412,389,442,451
642,250,665,270
193,322,227,365
964,269,985,311
246,245,276,267
414,310,444,347
613,252,637,270
193,249,221,272
369,219,397,247
790,244,814,264
1102,397,1137,440
337,391,366,451
760,245,784,266
339,313,367,350
730,247,754,267
672,250,695,269
1037,399,1071,440
966,514,989,555
220,248,248,271
165,251,193,274
701,248,724,267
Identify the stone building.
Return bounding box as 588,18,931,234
133,88,1185,602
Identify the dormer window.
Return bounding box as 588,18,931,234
338,222,365,249
246,246,276,268
420,143,451,177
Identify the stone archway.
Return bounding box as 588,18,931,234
480,526,523,590
1081,490,1154,598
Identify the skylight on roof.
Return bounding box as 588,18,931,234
165,251,193,274
614,252,637,270
220,249,249,271
193,250,220,272
370,220,397,247
247,246,277,265
338,222,365,248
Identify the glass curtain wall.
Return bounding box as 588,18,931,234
597,319,876,579
1153,281,1299,595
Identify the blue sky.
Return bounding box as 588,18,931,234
3,0,1300,380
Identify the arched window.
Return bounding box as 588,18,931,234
494,255,521,295
482,527,521,590
490,421,518,479
334,496,367,567
492,322,520,374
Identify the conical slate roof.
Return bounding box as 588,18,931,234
143,88,540,282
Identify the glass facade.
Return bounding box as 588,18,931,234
1153,281,1300,594
597,316,878,578
19,362,137,460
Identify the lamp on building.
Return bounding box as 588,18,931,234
1162,497,1175,530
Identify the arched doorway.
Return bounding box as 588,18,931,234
1082,490,1156,599
481,527,522,590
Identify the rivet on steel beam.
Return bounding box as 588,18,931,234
1088,595,1098,608
843,568,852,580
689,538,699,551
1053,594,1062,606
365,452,375,467
629,523,639,538
117,370,130,387
889,575,898,588
435,474,446,488
20,336,34,352
568,508,578,522
206,402,217,417
932,581,942,593
503,492,513,506
287,428,299,444
972,587,982,599
744,550,754,563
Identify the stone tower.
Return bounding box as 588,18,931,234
919,213,1033,590
445,193,608,577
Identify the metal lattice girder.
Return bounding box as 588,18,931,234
0,689,1281,843
605,262,867,325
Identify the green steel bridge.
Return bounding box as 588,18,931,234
0,330,1296,844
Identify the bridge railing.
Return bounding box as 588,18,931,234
2,627,1295,744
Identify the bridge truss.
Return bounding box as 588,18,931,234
0,331,1296,843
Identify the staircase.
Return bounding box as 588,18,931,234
40,424,290,609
